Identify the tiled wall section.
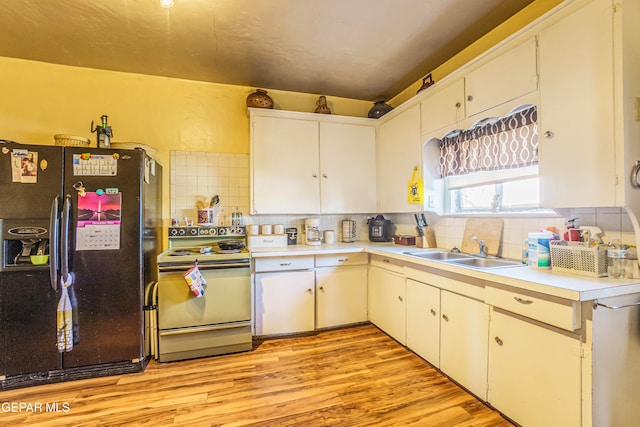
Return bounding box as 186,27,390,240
170,151,250,224
169,151,636,255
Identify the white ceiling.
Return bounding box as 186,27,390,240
0,0,534,101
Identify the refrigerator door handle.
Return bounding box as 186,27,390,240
61,194,72,279
49,195,60,291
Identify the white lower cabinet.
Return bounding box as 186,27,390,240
406,278,440,367
316,266,367,329
440,290,489,400
368,264,406,345
488,308,582,427
254,270,315,336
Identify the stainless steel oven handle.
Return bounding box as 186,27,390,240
159,262,250,272
159,321,251,336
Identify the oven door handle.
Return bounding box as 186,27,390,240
159,262,250,272
159,321,251,336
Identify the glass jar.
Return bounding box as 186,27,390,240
607,249,628,279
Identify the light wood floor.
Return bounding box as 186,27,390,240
1,324,513,426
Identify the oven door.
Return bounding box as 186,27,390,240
158,263,251,329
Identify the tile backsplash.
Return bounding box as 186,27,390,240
169,151,636,253
170,151,250,224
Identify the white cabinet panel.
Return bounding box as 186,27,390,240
538,0,616,208
406,279,440,367
488,309,581,427
465,37,538,117
254,270,315,335
251,115,320,214
377,104,422,213
440,290,489,400
420,79,465,136
316,266,367,329
319,122,377,213
368,265,406,344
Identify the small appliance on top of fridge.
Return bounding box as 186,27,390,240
0,140,162,390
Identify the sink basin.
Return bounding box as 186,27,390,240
446,257,523,269
403,251,472,261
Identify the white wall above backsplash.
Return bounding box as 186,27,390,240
170,151,250,225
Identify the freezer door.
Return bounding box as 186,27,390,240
0,270,60,377
60,147,148,368
0,141,64,219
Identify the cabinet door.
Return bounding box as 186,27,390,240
254,270,315,335
319,122,377,213
488,309,581,427
465,37,538,117
538,0,615,208
440,290,489,400
377,104,422,213
406,279,440,367
251,115,320,214
316,266,367,329
420,79,465,136
367,265,406,344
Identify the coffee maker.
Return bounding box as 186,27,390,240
304,218,322,246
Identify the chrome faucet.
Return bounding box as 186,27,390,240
472,236,488,257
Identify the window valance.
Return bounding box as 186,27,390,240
439,105,538,178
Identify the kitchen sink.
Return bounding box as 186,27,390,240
403,251,472,261
445,257,523,269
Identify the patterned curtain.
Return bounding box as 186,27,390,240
439,105,538,178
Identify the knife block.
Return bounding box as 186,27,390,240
416,227,437,248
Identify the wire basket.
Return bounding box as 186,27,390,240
54,134,91,147
549,240,607,277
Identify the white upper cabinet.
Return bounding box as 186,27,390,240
420,79,465,136
377,104,422,213
319,122,377,213
465,37,538,118
538,0,614,208
250,109,377,214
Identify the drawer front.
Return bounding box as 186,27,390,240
486,286,580,331
315,252,368,267
254,255,314,272
370,254,404,274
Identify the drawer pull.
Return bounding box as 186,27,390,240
442,314,449,322
279,262,292,266
514,297,533,304
383,259,390,263
495,336,504,346
338,258,348,262
430,309,436,316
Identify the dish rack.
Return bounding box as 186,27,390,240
549,240,607,277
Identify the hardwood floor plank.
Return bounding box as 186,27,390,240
0,324,513,426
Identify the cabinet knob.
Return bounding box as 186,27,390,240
322,173,328,178
466,95,473,102
430,308,436,316
398,296,403,302
543,130,554,139
312,173,318,178
442,314,449,322
495,336,504,346
307,288,313,294
319,286,325,292
455,102,461,109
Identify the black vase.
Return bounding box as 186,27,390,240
368,100,393,119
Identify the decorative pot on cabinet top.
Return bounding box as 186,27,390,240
246,89,274,109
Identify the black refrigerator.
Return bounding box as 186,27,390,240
0,140,162,390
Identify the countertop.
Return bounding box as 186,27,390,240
249,242,640,302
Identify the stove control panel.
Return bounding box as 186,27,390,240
168,226,246,238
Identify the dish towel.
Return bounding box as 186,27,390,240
57,274,74,353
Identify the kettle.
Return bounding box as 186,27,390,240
368,215,393,242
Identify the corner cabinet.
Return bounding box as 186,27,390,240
377,104,422,213
538,0,640,208
249,109,377,214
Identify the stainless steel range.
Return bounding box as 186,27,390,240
153,225,251,362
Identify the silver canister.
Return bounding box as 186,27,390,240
342,219,356,243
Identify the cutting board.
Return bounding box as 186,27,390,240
460,219,503,256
